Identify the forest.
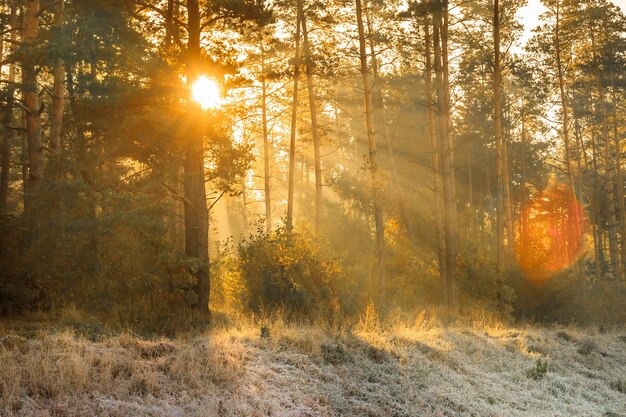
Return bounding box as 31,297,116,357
0,0,626,415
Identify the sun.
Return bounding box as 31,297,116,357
191,75,222,110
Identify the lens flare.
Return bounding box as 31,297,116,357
191,75,222,110
515,183,587,284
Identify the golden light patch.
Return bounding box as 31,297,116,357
191,75,222,110
515,184,587,284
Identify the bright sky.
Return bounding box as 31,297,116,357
518,0,626,45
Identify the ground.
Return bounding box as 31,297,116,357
0,312,625,417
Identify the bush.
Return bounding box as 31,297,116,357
233,223,345,316
525,359,548,380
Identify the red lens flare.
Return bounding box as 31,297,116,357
515,184,587,284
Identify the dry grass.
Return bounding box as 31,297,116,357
0,311,625,416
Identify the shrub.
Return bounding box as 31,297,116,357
526,359,548,380
236,223,344,316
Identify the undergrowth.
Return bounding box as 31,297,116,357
1,306,625,416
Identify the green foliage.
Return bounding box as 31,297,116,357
511,268,626,325
525,359,548,380
233,223,344,316
8,157,198,318
457,238,515,317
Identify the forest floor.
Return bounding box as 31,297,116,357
0,311,625,417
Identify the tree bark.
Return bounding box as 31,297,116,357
365,5,412,238
611,81,626,283
165,0,175,46
287,13,301,233
433,1,458,311
493,0,506,302
554,2,576,198
590,126,605,274
260,35,272,232
184,0,210,314
504,130,514,250
50,0,65,154
425,18,448,304
590,23,620,281
356,0,385,307
0,0,17,214
297,0,323,230
23,0,43,213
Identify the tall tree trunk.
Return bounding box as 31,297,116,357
184,0,210,314
425,18,448,303
165,0,174,46
287,14,301,233
554,4,575,196
50,0,65,154
574,115,587,188
519,98,528,256
611,81,626,283
553,1,586,276
590,24,620,281
433,2,458,311
493,0,506,302
260,36,272,232
441,2,458,311
21,112,28,210
0,0,17,214
23,0,43,214
297,0,323,230
554,1,584,269
503,108,514,250
356,0,385,307
241,171,249,234
365,5,411,238
590,126,605,274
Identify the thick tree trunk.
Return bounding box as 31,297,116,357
50,0,65,154
165,0,175,46
287,14,301,232
356,0,385,307
425,19,448,303
0,0,17,214
21,113,28,209
184,0,210,314
297,0,323,230
23,0,43,213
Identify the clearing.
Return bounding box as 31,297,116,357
1,316,625,416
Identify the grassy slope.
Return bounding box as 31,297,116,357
1,317,625,417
